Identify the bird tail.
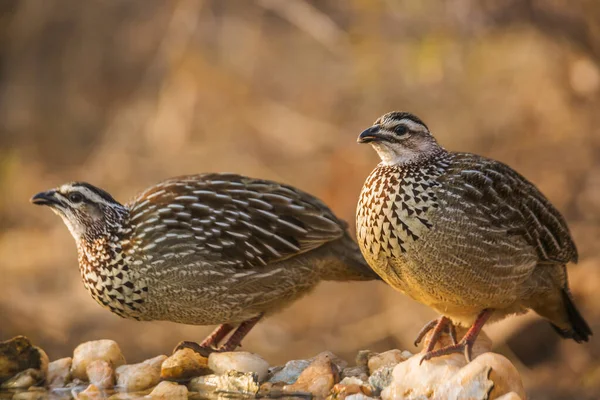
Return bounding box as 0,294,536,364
549,288,592,343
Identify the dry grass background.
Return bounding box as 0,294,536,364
1,1,600,398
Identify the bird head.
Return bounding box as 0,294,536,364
357,111,441,165
31,182,127,243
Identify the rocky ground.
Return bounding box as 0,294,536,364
0,333,526,400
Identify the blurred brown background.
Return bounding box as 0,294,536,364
1,0,600,398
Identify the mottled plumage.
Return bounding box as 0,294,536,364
32,173,378,352
356,111,591,360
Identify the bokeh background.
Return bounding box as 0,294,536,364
1,1,599,398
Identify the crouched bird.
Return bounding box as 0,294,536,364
32,173,379,354
356,111,592,362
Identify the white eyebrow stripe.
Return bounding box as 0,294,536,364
397,118,428,133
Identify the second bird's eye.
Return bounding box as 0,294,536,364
394,125,408,136
69,193,84,203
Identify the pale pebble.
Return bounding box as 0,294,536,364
47,357,72,387
86,360,114,390
367,350,411,375
115,355,166,392
71,340,125,381
148,381,188,399
462,353,526,400
208,351,270,382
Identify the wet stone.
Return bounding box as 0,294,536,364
85,360,114,390
268,359,311,384
47,357,72,388
11,388,49,400
160,348,211,381
0,368,45,389
71,340,125,381
188,370,259,395
115,354,166,392
73,383,104,400
208,351,270,382
283,352,340,398
0,336,48,385
149,381,188,399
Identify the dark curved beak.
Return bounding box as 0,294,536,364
30,190,62,207
357,126,382,144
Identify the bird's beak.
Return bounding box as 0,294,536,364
357,126,383,144
30,190,62,207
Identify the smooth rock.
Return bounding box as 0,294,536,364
115,355,166,392
367,350,411,375
73,384,104,400
341,365,368,382
160,348,210,381
12,389,49,400
382,342,524,400
283,352,339,398
208,351,270,382
434,362,493,400
367,365,394,395
268,359,310,384
0,368,45,389
345,395,378,400
86,360,114,390
149,381,188,399
189,370,259,395
382,352,466,400
0,336,48,384
71,340,125,381
47,357,72,387
458,353,526,400
330,376,374,399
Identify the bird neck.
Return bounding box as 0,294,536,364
76,206,130,266
376,144,448,168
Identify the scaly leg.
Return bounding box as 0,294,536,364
173,323,235,357
216,314,263,352
414,316,457,348
420,309,493,364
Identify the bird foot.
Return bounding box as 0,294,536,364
172,341,217,357
414,316,457,348
419,337,474,364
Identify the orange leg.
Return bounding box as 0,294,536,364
420,309,492,364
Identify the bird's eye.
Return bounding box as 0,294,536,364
394,125,408,136
69,193,84,203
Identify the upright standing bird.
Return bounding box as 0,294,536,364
32,173,379,354
356,111,592,362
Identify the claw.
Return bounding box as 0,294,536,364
419,309,493,364
172,341,215,357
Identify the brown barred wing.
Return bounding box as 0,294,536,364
126,173,346,269
447,153,578,265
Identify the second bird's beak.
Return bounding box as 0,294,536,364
30,190,62,207
357,126,382,144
